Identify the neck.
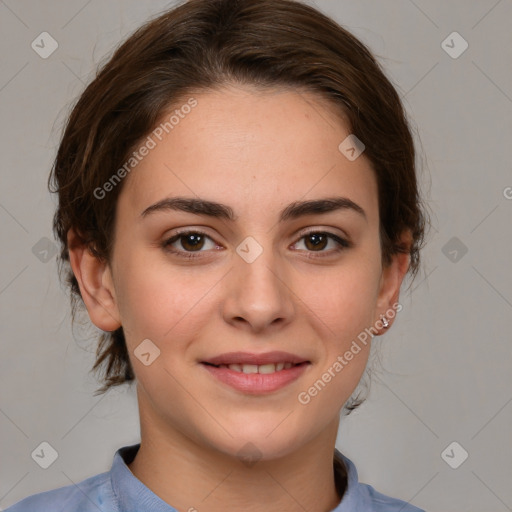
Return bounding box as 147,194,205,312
128,394,344,512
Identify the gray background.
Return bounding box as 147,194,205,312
1,1,511,511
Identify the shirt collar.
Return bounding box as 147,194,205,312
334,448,369,510
110,443,176,512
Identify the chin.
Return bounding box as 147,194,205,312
203,416,314,463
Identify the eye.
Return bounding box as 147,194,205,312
162,230,221,258
161,229,351,260
291,230,351,257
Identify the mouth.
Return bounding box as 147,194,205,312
200,351,311,394
202,361,309,374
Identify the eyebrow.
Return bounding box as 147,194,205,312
140,196,367,223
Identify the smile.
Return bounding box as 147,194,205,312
200,352,311,394
206,362,300,374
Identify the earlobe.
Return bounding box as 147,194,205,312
67,229,121,332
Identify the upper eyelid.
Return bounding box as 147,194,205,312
295,226,350,242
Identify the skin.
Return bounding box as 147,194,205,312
68,84,410,512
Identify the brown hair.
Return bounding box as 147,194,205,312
50,0,428,403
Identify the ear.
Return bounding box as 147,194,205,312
374,230,412,333
67,229,121,332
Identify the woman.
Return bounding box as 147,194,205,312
6,0,427,510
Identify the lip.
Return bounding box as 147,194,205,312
200,351,311,394
201,351,309,366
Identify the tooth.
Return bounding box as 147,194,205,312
223,362,295,373
258,363,276,374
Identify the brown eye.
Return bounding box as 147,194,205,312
178,233,206,251
292,231,351,256
303,232,329,251
162,230,220,258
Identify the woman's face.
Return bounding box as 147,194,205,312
93,85,406,460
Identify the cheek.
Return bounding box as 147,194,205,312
297,259,381,341
296,275,376,414
291,256,380,406
113,251,219,348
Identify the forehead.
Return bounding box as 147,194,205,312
119,85,378,222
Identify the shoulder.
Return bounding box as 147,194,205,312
3,470,115,512
335,450,426,512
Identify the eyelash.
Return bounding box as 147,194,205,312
161,229,351,260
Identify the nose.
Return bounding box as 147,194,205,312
221,244,295,334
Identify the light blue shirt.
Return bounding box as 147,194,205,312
5,443,425,511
